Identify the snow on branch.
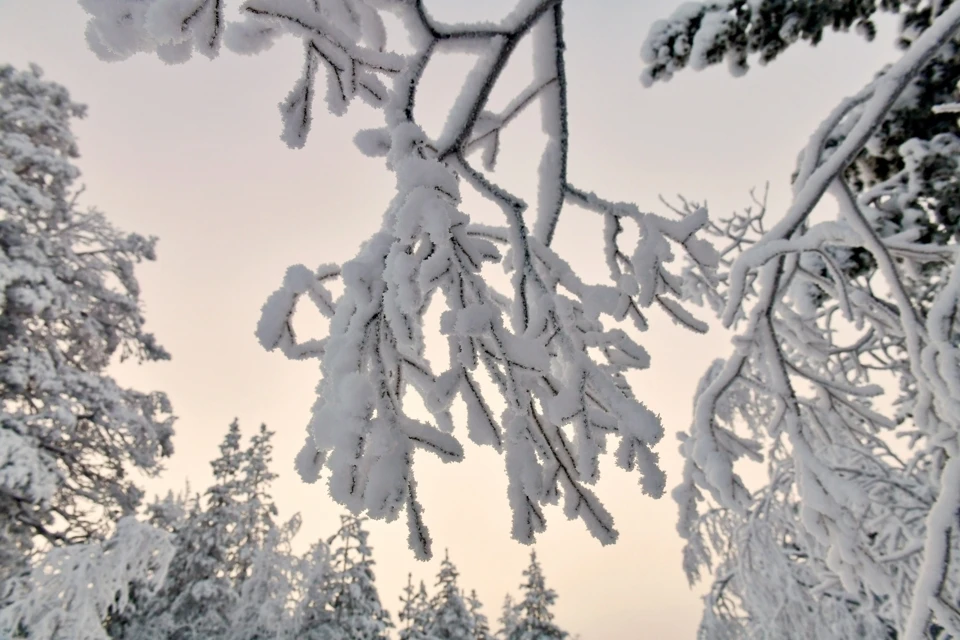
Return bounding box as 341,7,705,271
78,0,718,558
0,518,175,640
664,3,960,635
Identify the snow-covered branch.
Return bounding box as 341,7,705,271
654,2,960,634
0,518,175,640
78,0,718,558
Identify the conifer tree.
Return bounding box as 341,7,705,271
131,421,246,639
228,514,300,640
320,515,392,640
293,540,334,640
234,423,279,584
467,590,491,640
398,573,434,640
642,2,960,635
509,552,567,640
496,596,520,640
426,551,474,640
0,61,174,587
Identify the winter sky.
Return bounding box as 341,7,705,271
0,1,904,637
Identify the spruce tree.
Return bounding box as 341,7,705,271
467,590,491,640
426,551,474,640
234,423,279,584
320,515,392,640
509,552,567,640
398,573,433,640
228,515,300,640
496,596,520,640
293,541,334,640
134,421,246,639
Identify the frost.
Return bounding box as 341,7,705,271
0,518,176,640
0,64,174,576
660,3,960,636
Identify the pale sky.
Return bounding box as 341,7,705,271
0,2,902,638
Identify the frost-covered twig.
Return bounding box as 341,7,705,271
0,518,175,640
659,2,960,634
78,0,720,557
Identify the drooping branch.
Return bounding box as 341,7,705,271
79,0,717,559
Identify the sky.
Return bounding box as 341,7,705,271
0,1,904,637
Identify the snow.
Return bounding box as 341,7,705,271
1,518,176,640
64,0,960,634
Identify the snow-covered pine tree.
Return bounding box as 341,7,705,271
0,62,173,586
144,486,192,535
509,551,566,640
639,1,960,638
99,490,194,639
399,573,417,633
127,421,246,639
227,514,301,640
425,551,474,640
643,0,960,248
466,589,491,640
234,423,279,585
117,420,290,639
320,515,393,640
496,595,520,640
292,540,334,640
76,0,719,560
398,573,434,640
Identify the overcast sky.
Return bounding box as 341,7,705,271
0,1,903,637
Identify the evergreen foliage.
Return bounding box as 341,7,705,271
425,552,474,640
496,595,520,640
318,515,393,640
0,62,174,589
467,590,491,640
507,552,567,640
398,573,434,640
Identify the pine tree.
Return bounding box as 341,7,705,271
509,552,567,640
293,541,334,640
467,590,491,640
234,423,279,584
0,62,173,586
127,421,246,639
641,2,960,635
496,596,520,640
320,515,392,640
398,573,433,640
426,551,474,640
228,514,300,640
